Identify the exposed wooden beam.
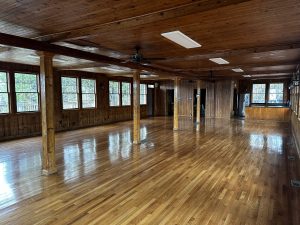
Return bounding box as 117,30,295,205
133,70,141,144
39,52,57,175
164,42,300,61
174,61,299,72
56,62,107,70
0,32,198,79
36,0,250,42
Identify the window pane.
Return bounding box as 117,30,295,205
15,73,38,92
82,94,96,108
245,93,250,106
252,84,266,103
16,93,39,112
0,72,8,92
140,84,147,105
61,77,78,109
62,93,78,109
15,73,39,112
62,77,77,93
110,93,120,106
81,79,96,108
0,93,9,113
269,83,283,103
81,79,95,94
109,81,120,106
122,82,131,106
109,81,119,94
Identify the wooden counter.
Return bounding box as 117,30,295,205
245,106,291,121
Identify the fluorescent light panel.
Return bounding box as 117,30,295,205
209,58,229,64
243,75,251,78
161,31,201,49
232,68,244,73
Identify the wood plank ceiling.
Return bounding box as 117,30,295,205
0,0,299,80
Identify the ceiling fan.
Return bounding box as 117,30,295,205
128,46,166,65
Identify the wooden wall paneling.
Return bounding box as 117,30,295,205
245,107,291,121
205,82,215,118
214,80,234,118
178,80,194,118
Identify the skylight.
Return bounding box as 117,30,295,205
209,58,229,64
161,31,201,49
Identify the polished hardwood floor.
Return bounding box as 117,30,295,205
0,117,297,224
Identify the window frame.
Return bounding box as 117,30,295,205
140,83,147,105
121,82,131,106
81,78,97,109
0,71,10,114
61,76,80,110
109,80,120,107
251,83,267,104
14,72,40,113
268,82,284,104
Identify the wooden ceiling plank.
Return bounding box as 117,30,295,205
0,32,201,79
36,0,250,42
174,61,299,72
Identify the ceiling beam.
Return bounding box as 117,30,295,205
36,0,250,42
174,61,299,72
0,32,199,79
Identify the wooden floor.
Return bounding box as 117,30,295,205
0,117,297,224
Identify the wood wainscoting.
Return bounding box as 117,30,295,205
245,107,291,121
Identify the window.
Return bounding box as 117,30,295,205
252,84,266,103
140,84,147,105
269,83,284,104
0,72,9,113
15,73,39,112
81,79,96,108
122,82,131,106
61,77,79,109
245,93,250,107
109,81,120,106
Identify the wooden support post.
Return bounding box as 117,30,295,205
173,77,180,131
133,70,141,144
39,52,57,175
196,80,201,131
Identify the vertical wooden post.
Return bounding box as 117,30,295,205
196,80,201,131
133,70,140,144
173,77,180,131
39,52,57,175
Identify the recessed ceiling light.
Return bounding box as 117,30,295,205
161,31,201,49
209,58,229,64
243,75,251,78
232,68,244,73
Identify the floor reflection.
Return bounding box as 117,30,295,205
250,134,265,150
0,162,15,208
267,134,283,153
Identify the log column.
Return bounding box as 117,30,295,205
173,77,180,131
39,52,57,175
196,80,201,131
133,70,141,144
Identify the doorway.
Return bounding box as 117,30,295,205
147,87,154,116
193,89,206,117
167,89,174,116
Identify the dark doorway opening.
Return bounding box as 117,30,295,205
200,89,206,117
233,88,238,116
193,89,206,117
147,87,154,116
167,89,174,116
